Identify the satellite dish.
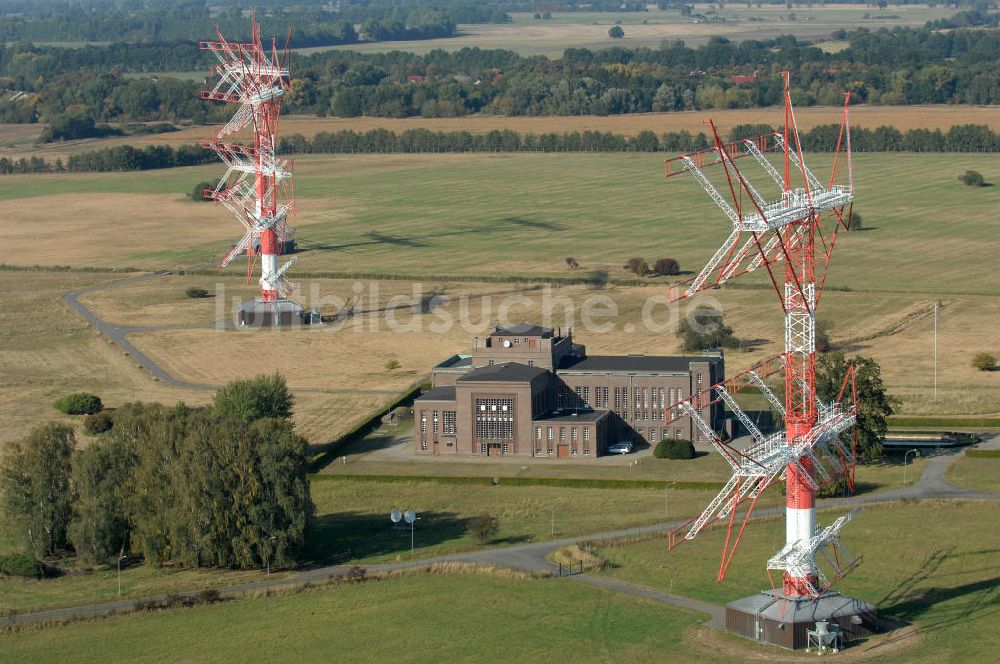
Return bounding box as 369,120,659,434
403,510,416,524
390,509,402,523
503,339,512,348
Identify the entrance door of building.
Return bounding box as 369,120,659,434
557,444,569,459
488,443,502,456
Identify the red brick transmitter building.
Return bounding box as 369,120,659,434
414,324,724,458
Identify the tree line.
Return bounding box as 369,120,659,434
4,122,999,176
4,25,1000,127
0,374,312,569
0,0,507,48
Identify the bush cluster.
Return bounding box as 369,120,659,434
82,411,114,435
653,439,696,460
53,392,103,415
0,552,46,578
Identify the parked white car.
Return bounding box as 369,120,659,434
607,440,634,455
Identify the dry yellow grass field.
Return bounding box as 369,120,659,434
3,265,995,452
0,270,209,447
4,193,236,267
4,105,1000,161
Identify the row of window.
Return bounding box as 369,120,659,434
474,397,515,440
420,409,458,436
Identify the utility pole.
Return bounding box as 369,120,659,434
933,302,938,400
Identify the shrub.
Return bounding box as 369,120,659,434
608,25,625,38
959,170,985,187
185,287,209,298
972,352,996,371
468,515,500,544
847,211,863,231
385,359,401,371
623,257,648,276
0,552,45,578
565,256,579,270
82,411,114,435
653,439,696,460
191,181,214,201
53,392,103,415
653,258,680,276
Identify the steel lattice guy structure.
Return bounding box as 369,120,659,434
662,74,865,607
201,16,296,307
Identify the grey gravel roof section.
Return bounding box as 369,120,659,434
727,591,875,623
559,354,719,373
415,386,457,402
491,323,553,337
457,362,548,383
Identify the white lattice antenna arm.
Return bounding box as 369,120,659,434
682,156,741,227
680,401,738,471
747,371,785,416
743,138,784,187
774,134,824,192
688,230,740,296
716,385,764,442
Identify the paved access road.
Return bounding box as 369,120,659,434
5,442,996,628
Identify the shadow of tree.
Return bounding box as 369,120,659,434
301,510,474,567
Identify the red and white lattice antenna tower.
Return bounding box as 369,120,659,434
200,14,295,303
662,73,863,602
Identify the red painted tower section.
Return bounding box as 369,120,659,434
201,16,296,310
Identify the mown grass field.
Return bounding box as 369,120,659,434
0,571,706,663
0,456,925,615
596,500,1000,663
301,4,953,56
2,152,998,296
944,456,1000,494
0,475,722,614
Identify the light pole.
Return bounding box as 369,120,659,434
904,449,920,484
404,510,418,551
266,535,276,577
117,554,127,596
550,497,563,536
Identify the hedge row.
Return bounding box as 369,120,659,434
965,449,1000,459
5,122,1000,176
308,472,725,492
888,416,1000,429
307,383,425,472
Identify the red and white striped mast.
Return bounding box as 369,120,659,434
662,73,862,601
201,15,295,305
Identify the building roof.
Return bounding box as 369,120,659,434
415,385,456,402
491,323,552,337
558,354,719,374
457,362,548,383
727,591,875,623
533,408,609,424
433,354,472,371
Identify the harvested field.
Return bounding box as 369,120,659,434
300,5,952,56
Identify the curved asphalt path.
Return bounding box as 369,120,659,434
62,271,412,398
4,442,996,628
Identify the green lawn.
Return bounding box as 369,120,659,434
0,571,706,663
595,500,1000,663
4,152,998,297
944,456,1000,494
0,460,921,615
